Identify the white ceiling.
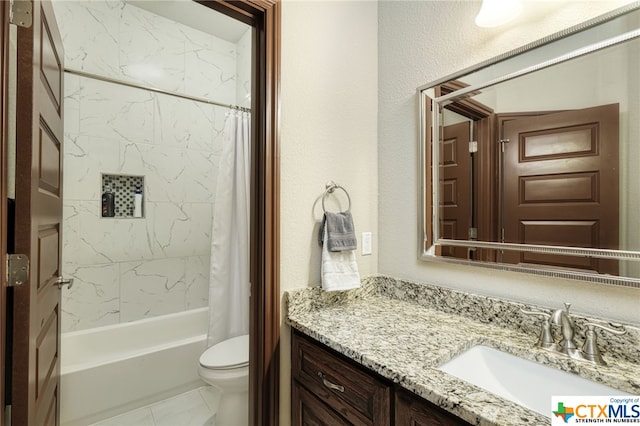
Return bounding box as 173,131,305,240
127,0,250,43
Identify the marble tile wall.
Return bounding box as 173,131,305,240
54,0,251,332
236,29,252,109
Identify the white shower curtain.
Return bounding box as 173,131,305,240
207,110,251,347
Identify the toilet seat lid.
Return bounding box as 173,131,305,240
200,334,249,370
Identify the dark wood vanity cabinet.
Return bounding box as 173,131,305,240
395,389,471,426
292,331,391,425
292,331,471,426
293,381,352,425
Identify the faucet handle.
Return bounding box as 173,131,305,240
585,322,627,336
581,323,626,366
520,308,550,319
521,309,559,350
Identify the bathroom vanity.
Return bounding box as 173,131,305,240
292,331,391,425
292,330,469,425
287,276,640,426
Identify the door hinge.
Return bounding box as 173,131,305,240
4,405,11,426
469,227,478,240
498,138,510,153
7,254,29,287
9,0,32,28
469,141,478,153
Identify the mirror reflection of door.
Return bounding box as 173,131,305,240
437,83,494,260
440,120,472,259
501,103,619,274
438,99,619,274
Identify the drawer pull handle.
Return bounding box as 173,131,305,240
318,372,345,393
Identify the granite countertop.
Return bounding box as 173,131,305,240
286,276,640,426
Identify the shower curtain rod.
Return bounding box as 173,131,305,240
64,68,251,112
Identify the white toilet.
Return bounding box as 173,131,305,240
198,334,249,425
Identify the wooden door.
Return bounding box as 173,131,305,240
12,1,64,424
1,3,9,426
440,121,471,258
473,114,499,262
501,104,619,274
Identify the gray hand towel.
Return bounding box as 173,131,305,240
318,211,357,252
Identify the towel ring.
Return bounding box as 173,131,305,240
322,181,351,213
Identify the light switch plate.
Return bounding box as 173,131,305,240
362,232,372,256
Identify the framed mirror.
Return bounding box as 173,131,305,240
419,3,640,288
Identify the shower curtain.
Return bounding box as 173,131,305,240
207,110,251,347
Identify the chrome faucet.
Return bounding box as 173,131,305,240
523,302,626,366
550,302,581,358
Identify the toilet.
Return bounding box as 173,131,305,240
198,334,249,425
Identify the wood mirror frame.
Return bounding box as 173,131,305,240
198,1,281,425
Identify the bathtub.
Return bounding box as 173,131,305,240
60,308,208,426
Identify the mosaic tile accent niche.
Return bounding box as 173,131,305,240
101,174,144,218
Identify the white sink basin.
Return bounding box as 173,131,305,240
438,345,630,416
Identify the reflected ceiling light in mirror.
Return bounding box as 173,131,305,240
475,0,523,28
125,63,164,82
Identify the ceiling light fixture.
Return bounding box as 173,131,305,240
475,0,523,28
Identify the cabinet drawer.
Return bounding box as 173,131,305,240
293,382,351,426
395,389,471,426
292,332,391,426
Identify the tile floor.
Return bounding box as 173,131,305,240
90,387,220,426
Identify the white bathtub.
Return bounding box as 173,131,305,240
60,308,208,426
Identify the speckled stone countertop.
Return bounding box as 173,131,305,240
286,275,640,426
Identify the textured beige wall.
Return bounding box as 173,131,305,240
279,1,378,424
279,1,639,424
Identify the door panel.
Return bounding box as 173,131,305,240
502,104,618,274
521,125,595,158
520,172,597,203
520,220,598,269
12,1,64,425
440,121,471,258
39,126,62,194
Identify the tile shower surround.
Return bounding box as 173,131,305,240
54,0,251,332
